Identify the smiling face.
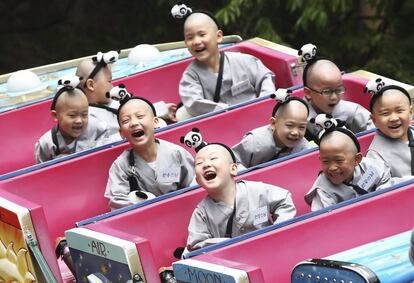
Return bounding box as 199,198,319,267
371,89,412,141
319,131,362,185
118,99,159,150
52,89,89,144
304,60,343,114
184,13,223,66
271,100,309,148
195,144,238,194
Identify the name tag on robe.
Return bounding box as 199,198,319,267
357,166,379,191
231,79,251,96
253,206,268,226
158,167,181,183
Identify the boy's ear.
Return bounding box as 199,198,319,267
355,152,363,165
85,78,94,91
216,29,224,43
153,116,160,129
304,87,312,100
51,110,58,122
269,116,277,131
230,162,238,177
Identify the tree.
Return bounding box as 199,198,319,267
215,0,414,84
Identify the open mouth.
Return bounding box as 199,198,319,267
72,125,83,131
388,124,401,130
195,47,206,53
328,103,337,108
287,137,298,143
204,171,217,181
328,171,342,179
132,129,144,138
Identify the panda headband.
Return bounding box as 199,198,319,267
180,128,236,163
298,43,330,87
86,50,120,83
116,92,157,124
319,127,361,153
51,76,85,111
171,4,221,30
270,89,309,117
364,78,411,112
312,113,360,152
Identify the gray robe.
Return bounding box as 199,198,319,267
307,100,374,140
179,52,275,117
366,126,414,177
232,125,311,168
89,100,121,141
187,180,296,250
34,115,110,163
105,139,195,210
304,157,409,211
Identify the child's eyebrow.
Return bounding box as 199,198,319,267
376,106,389,112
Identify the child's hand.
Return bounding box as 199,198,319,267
166,103,178,122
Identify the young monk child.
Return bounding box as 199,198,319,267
305,125,407,211
366,84,413,177
177,5,275,120
186,143,296,251
232,94,312,168
76,51,177,138
104,95,195,210
300,44,374,141
35,77,109,163
76,53,120,139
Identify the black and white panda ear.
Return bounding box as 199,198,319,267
180,128,207,152
336,119,347,128
92,50,121,65
363,77,387,96
106,85,131,101
298,43,317,63
270,88,292,103
312,114,338,131
313,114,347,141
92,52,102,63
171,3,192,18
103,50,120,64
57,75,82,89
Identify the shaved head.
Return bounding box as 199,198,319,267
197,144,234,164
274,99,309,118
76,59,96,88
307,60,341,86
76,58,111,87
119,98,155,118
54,88,88,111
320,131,359,154
184,12,219,33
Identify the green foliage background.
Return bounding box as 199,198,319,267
1,0,413,83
